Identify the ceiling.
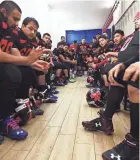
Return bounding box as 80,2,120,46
48,0,115,10
47,0,115,27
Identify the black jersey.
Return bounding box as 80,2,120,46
118,30,139,63
14,28,38,56
0,12,17,54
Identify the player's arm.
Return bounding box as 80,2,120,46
105,52,119,57
0,48,28,65
11,48,22,56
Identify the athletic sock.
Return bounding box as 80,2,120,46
130,102,139,139
104,86,124,119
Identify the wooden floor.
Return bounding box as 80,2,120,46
0,77,130,160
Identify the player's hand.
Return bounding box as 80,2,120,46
43,49,53,56
27,47,44,65
31,60,50,72
123,62,140,82
108,63,126,83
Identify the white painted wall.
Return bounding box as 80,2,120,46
46,6,111,48
113,0,140,36
13,0,50,34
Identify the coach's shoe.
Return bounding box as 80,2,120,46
82,110,114,135
102,133,139,160
0,116,28,140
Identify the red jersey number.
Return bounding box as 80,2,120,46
0,39,13,53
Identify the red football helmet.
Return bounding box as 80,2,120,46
86,88,104,108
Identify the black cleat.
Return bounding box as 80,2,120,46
102,133,139,160
82,110,114,135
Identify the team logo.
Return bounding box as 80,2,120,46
110,153,121,160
